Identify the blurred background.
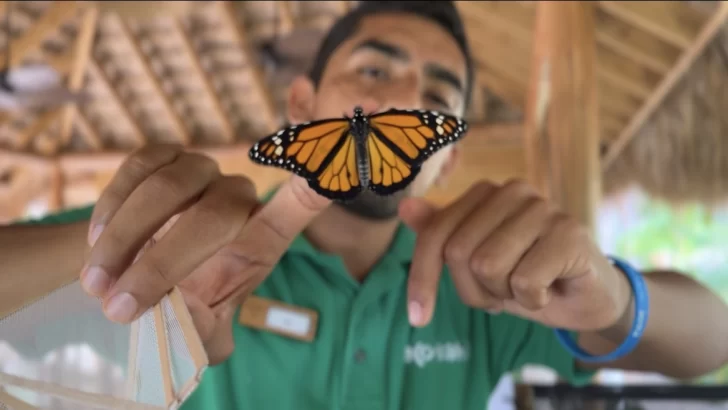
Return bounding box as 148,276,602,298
0,1,727,409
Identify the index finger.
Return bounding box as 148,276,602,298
407,182,493,327
222,174,331,278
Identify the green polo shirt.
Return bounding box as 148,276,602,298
22,203,595,410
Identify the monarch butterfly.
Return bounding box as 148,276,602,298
248,106,469,201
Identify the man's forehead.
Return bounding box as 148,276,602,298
348,12,467,78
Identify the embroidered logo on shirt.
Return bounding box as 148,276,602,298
404,341,470,368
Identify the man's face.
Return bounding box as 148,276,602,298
289,12,468,219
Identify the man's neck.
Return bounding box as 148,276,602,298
303,205,400,282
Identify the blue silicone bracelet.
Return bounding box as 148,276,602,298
554,256,650,363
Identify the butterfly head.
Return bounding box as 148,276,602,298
353,106,364,116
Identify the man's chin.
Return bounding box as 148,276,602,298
334,188,410,221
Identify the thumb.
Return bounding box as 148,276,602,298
398,197,440,233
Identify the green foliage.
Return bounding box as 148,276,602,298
614,198,728,384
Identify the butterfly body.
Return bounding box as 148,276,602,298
249,106,468,201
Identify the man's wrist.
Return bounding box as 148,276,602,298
596,261,638,341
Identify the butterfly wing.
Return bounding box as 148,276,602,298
248,119,364,200
365,129,421,196
365,108,468,195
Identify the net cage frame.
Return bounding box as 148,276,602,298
0,277,209,410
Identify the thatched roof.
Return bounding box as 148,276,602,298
603,14,728,206
0,1,726,220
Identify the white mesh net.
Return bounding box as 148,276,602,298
0,280,208,410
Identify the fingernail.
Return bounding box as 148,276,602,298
88,224,104,247
81,266,110,296
105,292,139,322
486,309,502,316
408,300,424,326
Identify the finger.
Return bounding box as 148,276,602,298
88,144,183,246
407,181,495,327
82,152,220,298
224,174,331,271
448,262,503,312
180,290,217,343
469,196,552,299
398,197,438,233
445,179,538,264
203,302,237,366
102,175,257,323
509,214,586,310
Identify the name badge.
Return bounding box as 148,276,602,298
239,296,318,342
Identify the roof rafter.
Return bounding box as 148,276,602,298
219,0,278,134
117,16,190,145
602,1,728,170
175,17,235,143
0,1,80,69
58,6,99,147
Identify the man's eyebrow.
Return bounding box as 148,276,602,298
352,39,410,61
425,63,463,94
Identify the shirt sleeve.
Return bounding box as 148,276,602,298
486,313,597,386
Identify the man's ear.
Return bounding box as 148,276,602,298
434,144,461,188
287,75,316,125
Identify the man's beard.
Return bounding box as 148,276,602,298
334,187,412,220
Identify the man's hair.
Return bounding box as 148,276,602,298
308,1,475,110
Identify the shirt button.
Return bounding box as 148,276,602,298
354,349,367,363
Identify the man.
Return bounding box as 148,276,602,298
5,2,728,409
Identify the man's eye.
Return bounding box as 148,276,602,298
358,66,389,81
425,92,450,109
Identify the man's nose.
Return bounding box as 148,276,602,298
349,99,382,116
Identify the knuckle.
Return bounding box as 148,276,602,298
470,253,501,278
550,212,584,237
191,199,237,240
138,252,176,289
219,243,272,275
473,180,495,193
504,178,535,195
443,241,469,264
126,144,180,172
524,197,550,217
219,175,258,200
510,274,537,296
147,169,189,199
181,152,221,174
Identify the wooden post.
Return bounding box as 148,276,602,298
523,1,601,234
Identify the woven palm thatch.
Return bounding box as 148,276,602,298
604,21,728,207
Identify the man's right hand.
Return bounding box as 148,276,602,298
80,144,330,364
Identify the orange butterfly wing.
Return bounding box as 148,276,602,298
366,108,468,195
248,118,364,200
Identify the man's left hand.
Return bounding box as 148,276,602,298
399,179,632,332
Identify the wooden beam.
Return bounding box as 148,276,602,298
277,2,295,35
220,1,278,134
88,59,146,147
175,17,235,143
59,6,99,146
599,1,706,50
597,44,656,100
0,1,79,69
602,1,728,170
463,4,663,118
13,109,63,151
118,18,190,145
523,1,601,233
74,109,104,150
594,7,680,75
